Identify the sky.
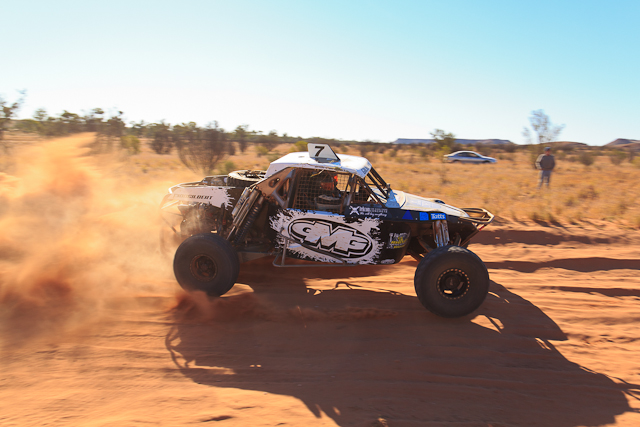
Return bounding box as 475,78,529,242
1,0,638,145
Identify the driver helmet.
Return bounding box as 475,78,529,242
318,173,337,192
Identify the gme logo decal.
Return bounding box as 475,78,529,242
288,219,373,258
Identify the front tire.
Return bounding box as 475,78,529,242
173,234,240,296
414,246,489,317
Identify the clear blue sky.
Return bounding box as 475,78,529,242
2,0,638,145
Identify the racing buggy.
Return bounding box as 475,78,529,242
160,144,494,318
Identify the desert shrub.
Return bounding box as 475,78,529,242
632,157,640,169
173,122,230,175
149,121,172,154
418,147,431,158
120,135,140,154
257,130,279,151
614,200,628,215
227,140,236,156
219,160,236,175
609,149,627,165
564,196,576,207
267,153,280,162
255,145,269,157
503,143,516,153
577,185,598,200
358,144,374,157
292,140,307,152
578,151,595,167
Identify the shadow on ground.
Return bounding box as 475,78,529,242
165,259,639,427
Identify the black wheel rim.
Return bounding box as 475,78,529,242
436,269,470,299
190,254,217,282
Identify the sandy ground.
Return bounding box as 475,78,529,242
1,222,639,427
1,135,639,426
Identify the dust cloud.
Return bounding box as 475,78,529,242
0,134,174,345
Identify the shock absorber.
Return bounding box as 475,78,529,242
433,219,450,248
228,189,264,246
233,201,263,246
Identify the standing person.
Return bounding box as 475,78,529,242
536,147,555,189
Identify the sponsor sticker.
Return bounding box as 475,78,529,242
349,205,389,217
388,232,409,249
170,193,213,200
430,212,447,221
288,218,373,258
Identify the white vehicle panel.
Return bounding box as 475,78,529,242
167,185,233,209
265,152,372,179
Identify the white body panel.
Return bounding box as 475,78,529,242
166,185,233,209
265,152,372,179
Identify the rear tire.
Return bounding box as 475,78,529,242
414,245,489,317
174,234,240,296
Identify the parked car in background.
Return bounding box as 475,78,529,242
444,151,496,164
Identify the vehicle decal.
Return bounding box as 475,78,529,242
289,219,372,257
270,210,382,264
388,232,410,249
388,209,450,221
169,187,233,209
348,205,388,217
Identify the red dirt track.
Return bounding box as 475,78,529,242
1,136,639,426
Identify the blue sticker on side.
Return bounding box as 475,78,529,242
430,212,447,221
419,212,429,221
402,210,413,220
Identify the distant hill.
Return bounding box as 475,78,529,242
552,141,588,149
394,138,513,145
605,138,640,151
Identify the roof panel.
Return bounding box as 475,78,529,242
265,152,372,178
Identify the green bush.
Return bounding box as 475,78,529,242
120,135,140,154
578,151,595,167
609,149,627,165
219,160,236,175
291,140,307,152
256,145,270,157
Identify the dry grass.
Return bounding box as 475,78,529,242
364,148,640,228
3,132,640,228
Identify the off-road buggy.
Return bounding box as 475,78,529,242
160,144,494,317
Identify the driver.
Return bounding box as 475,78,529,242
313,172,341,211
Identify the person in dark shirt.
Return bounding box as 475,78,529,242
535,147,555,189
